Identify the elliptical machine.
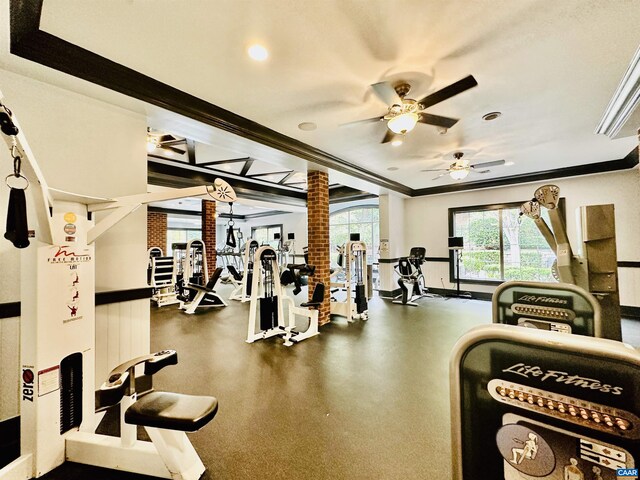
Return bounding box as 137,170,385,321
393,247,429,306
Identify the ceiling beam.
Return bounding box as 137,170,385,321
279,171,296,184
148,159,307,207
197,157,251,167
248,170,293,178
9,0,412,196
239,158,254,177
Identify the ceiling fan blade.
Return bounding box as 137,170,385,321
339,116,384,127
472,169,491,174
161,145,186,155
371,81,402,106
418,113,459,129
158,134,176,143
381,130,401,144
417,75,478,109
420,168,448,172
432,172,450,181
470,159,505,169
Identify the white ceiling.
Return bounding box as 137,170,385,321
5,0,640,192
149,197,281,216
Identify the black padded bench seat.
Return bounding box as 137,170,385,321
125,391,218,432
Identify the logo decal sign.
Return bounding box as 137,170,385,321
47,246,91,264
502,363,623,395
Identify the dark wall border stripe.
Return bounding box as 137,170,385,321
619,261,640,268
9,1,637,199
0,302,20,319
95,288,153,306
622,306,640,320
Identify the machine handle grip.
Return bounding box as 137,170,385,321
144,350,178,376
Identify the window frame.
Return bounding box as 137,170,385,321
250,224,284,245
447,199,565,286
329,204,379,264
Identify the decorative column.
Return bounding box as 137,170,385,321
147,211,167,251
307,171,331,325
202,200,217,272
378,194,405,297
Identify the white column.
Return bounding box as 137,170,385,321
378,194,405,297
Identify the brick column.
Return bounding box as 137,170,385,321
307,171,331,325
202,200,217,273
147,211,167,251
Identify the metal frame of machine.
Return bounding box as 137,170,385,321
519,184,621,340
450,324,639,479
0,90,235,480
493,280,603,337
330,240,369,322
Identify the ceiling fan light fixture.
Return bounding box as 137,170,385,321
449,167,470,180
248,44,269,62
391,138,403,147
387,112,419,134
146,138,157,153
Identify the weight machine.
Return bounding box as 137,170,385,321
451,324,640,479
330,237,369,322
173,240,226,313
519,184,621,340
148,247,180,307
392,247,430,306
246,245,288,344
229,239,259,302
0,91,235,479
493,281,602,337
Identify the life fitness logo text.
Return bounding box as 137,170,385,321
47,246,91,264
502,363,623,395
22,368,34,402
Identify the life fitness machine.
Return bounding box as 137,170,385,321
493,281,603,337
228,239,259,302
519,184,622,340
450,324,639,479
0,92,235,480
148,247,180,307
393,246,428,306
174,239,226,313
330,235,369,322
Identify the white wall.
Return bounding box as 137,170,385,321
0,69,149,418
244,212,308,251
403,168,640,307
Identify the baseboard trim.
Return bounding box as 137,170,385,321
378,288,402,298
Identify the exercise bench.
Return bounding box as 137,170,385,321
66,350,218,480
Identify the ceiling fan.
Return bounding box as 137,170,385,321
421,152,506,181
146,128,187,155
343,75,478,144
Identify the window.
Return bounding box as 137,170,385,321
330,206,379,265
449,202,559,284
251,224,283,248
166,228,202,255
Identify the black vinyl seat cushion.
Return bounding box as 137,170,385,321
125,391,218,432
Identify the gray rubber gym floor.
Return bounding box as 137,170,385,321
41,288,640,479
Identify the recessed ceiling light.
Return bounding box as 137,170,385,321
391,139,403,147
482,111,502,121
505,161,514,166
248,44,268,61
387,166,399,171
298,122,317,131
